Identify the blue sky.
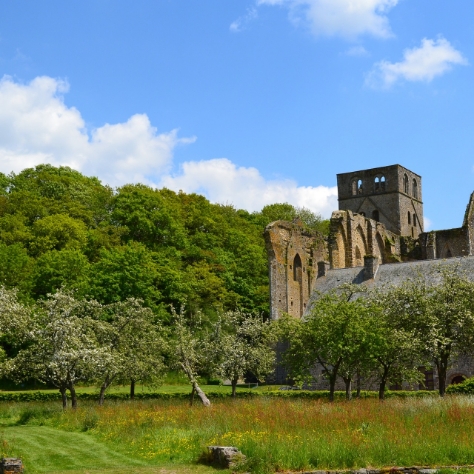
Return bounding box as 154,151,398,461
0,1,473,230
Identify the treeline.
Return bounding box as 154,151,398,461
0,164,328,320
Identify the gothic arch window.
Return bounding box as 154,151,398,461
293,254,302,283
408,211,411,225
413,215,417,227
372,210,379,221
358,179,363,194
374,175,386,192
351,180,357,196
403,174,409,194
412,179,418,199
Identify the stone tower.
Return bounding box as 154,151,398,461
337,164,423,238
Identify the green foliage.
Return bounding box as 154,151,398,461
446,377,474,394
0,164,286,317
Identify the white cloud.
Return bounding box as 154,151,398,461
257,0,398,39
0,75,337,216
160,158,338,217
230,7,258,32
366,37,468,88
0,75,194,187
424,216,432,231
345,45,369,57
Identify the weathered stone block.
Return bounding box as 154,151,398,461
0,458,23,474
207,445,246,468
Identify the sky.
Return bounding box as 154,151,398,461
0,1,473,230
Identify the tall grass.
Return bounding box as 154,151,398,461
2,397,474,473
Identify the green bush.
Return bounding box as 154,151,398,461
446,377,474,394
0,389,439,403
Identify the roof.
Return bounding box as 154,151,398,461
306,256,474,313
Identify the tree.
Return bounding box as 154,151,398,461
208,311,277,398
421,266,474,396
5,290,106,409
281,286,371,401
168,306,211,406
93,299,166,405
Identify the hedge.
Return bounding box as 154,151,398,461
446,377,474,394
0,389,439,403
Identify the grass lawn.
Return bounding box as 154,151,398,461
2,396,474,473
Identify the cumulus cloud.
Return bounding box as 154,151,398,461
230,7,258,32
0,75,337,216
160,158,338,217
366,37,468,88
257,0,398,39
0,75,194,186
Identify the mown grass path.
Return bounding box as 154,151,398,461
0,425,221,473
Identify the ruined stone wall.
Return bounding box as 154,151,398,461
264,219,327,320
328,210,401,269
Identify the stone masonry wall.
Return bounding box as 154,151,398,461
264,219,327,320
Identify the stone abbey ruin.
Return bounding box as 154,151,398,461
265,164,474,389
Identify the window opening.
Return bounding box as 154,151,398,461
413,215,417,227
374,176,380,192
408,211,411,225
358,179,363,194
380,175,386,191
351,180,358,196
403,174,409,194
293,254,302,283
412,179,418,199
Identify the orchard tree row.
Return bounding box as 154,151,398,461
281,265,474,400
0,287,277,408
0,164,328,321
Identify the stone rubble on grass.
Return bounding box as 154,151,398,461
207,445,246,468
0,458,23,474
293,467,474,474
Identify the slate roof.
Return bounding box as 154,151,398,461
306,256,474,314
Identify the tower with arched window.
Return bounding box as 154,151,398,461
337,164,423,238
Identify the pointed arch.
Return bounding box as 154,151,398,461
293,254,302,283
353,225,368,267
375,232,386,264
332,224,348,269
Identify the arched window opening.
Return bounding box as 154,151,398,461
351,180,357,196
403,174,409,194
293,254,302,283
413,215,417,227
372,210,380,221
380,175,386,190
408,211,411,225
446,249,453,258
374,176,380,192
451,375,466,385
413,179,418,199
358,179,363,194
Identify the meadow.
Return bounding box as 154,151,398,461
1,396,474,473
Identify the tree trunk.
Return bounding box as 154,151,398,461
192,380,211,406
59,386,67,410
181,363,211,407
69,384,78,409
231,378,238,398
378,366,389,401
130,379,135,400
99,377,110,406
328,374,337,402
356,369,361,398
437,358,448,397
343,377,352,400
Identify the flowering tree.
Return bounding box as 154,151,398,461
208,311,277,398
5,290,107,409
93,298,166,405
